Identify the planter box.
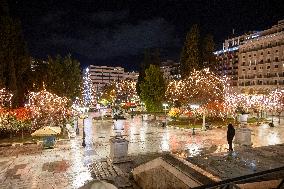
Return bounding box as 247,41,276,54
239,114,249,124
234,127,252,146
113,120,125,130
109,136,129,163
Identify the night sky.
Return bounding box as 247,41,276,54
7,0,284,71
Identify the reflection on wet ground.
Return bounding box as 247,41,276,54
87,114,284,158
0,114,283,188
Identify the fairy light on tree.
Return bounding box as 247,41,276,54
0,88,14,134
0,88,32,137
166,69,228,107
26,89,71,130
0,88,13,108
115,80,139,103
166,68,228,129
100,80,139,106
267,89,284,124
82,67,95,107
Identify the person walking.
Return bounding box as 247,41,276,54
227,123,235,151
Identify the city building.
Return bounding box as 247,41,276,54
123,71,139,82
88,65,139,92
214,32,258,87
89,65,124,92
160,60,181,80
238,20,284,93
215,20,284,92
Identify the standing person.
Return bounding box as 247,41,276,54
227,123,235,151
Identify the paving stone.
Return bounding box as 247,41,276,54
0,115,283,188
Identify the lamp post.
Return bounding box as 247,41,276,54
162,103,169,126
141,102,145,121
82,116,86,147
76,115,79,135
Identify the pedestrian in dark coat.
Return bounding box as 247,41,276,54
227,123,235,151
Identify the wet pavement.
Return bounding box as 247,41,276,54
188,144,284,180
0,113,284,188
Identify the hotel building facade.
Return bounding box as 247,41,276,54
215,20,284,93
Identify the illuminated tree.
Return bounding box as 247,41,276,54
0,88,32,138
99,80,139,106
0,88,13,108
26,89,71,130
115,80,139,103
166,69,226,107
166,69,227,128
267,89,284,124
82,67,95,106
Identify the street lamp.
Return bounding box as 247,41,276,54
76,115,79,135
162,103,169,126
82,115,86,147
141,102,145,121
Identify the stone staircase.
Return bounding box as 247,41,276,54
91,159,133,188
132,154,217,189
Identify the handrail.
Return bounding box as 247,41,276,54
192,166,284,189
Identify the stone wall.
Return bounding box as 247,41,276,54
134,165,188,189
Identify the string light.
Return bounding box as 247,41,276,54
0,88,13,108
165,68,228,116
25,89,71,129
100,80,139,105
82,68,95,107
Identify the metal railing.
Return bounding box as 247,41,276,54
192,166,284,189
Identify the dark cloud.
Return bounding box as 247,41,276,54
90,10,129,25
47,15,179,60
12,0,283,70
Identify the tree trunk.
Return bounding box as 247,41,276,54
202,114,206,130
22,129,24,140
257,112,260,124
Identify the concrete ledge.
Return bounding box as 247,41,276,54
0,143,12,147
12,143,23,147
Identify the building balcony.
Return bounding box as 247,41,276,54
240,42,284,53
